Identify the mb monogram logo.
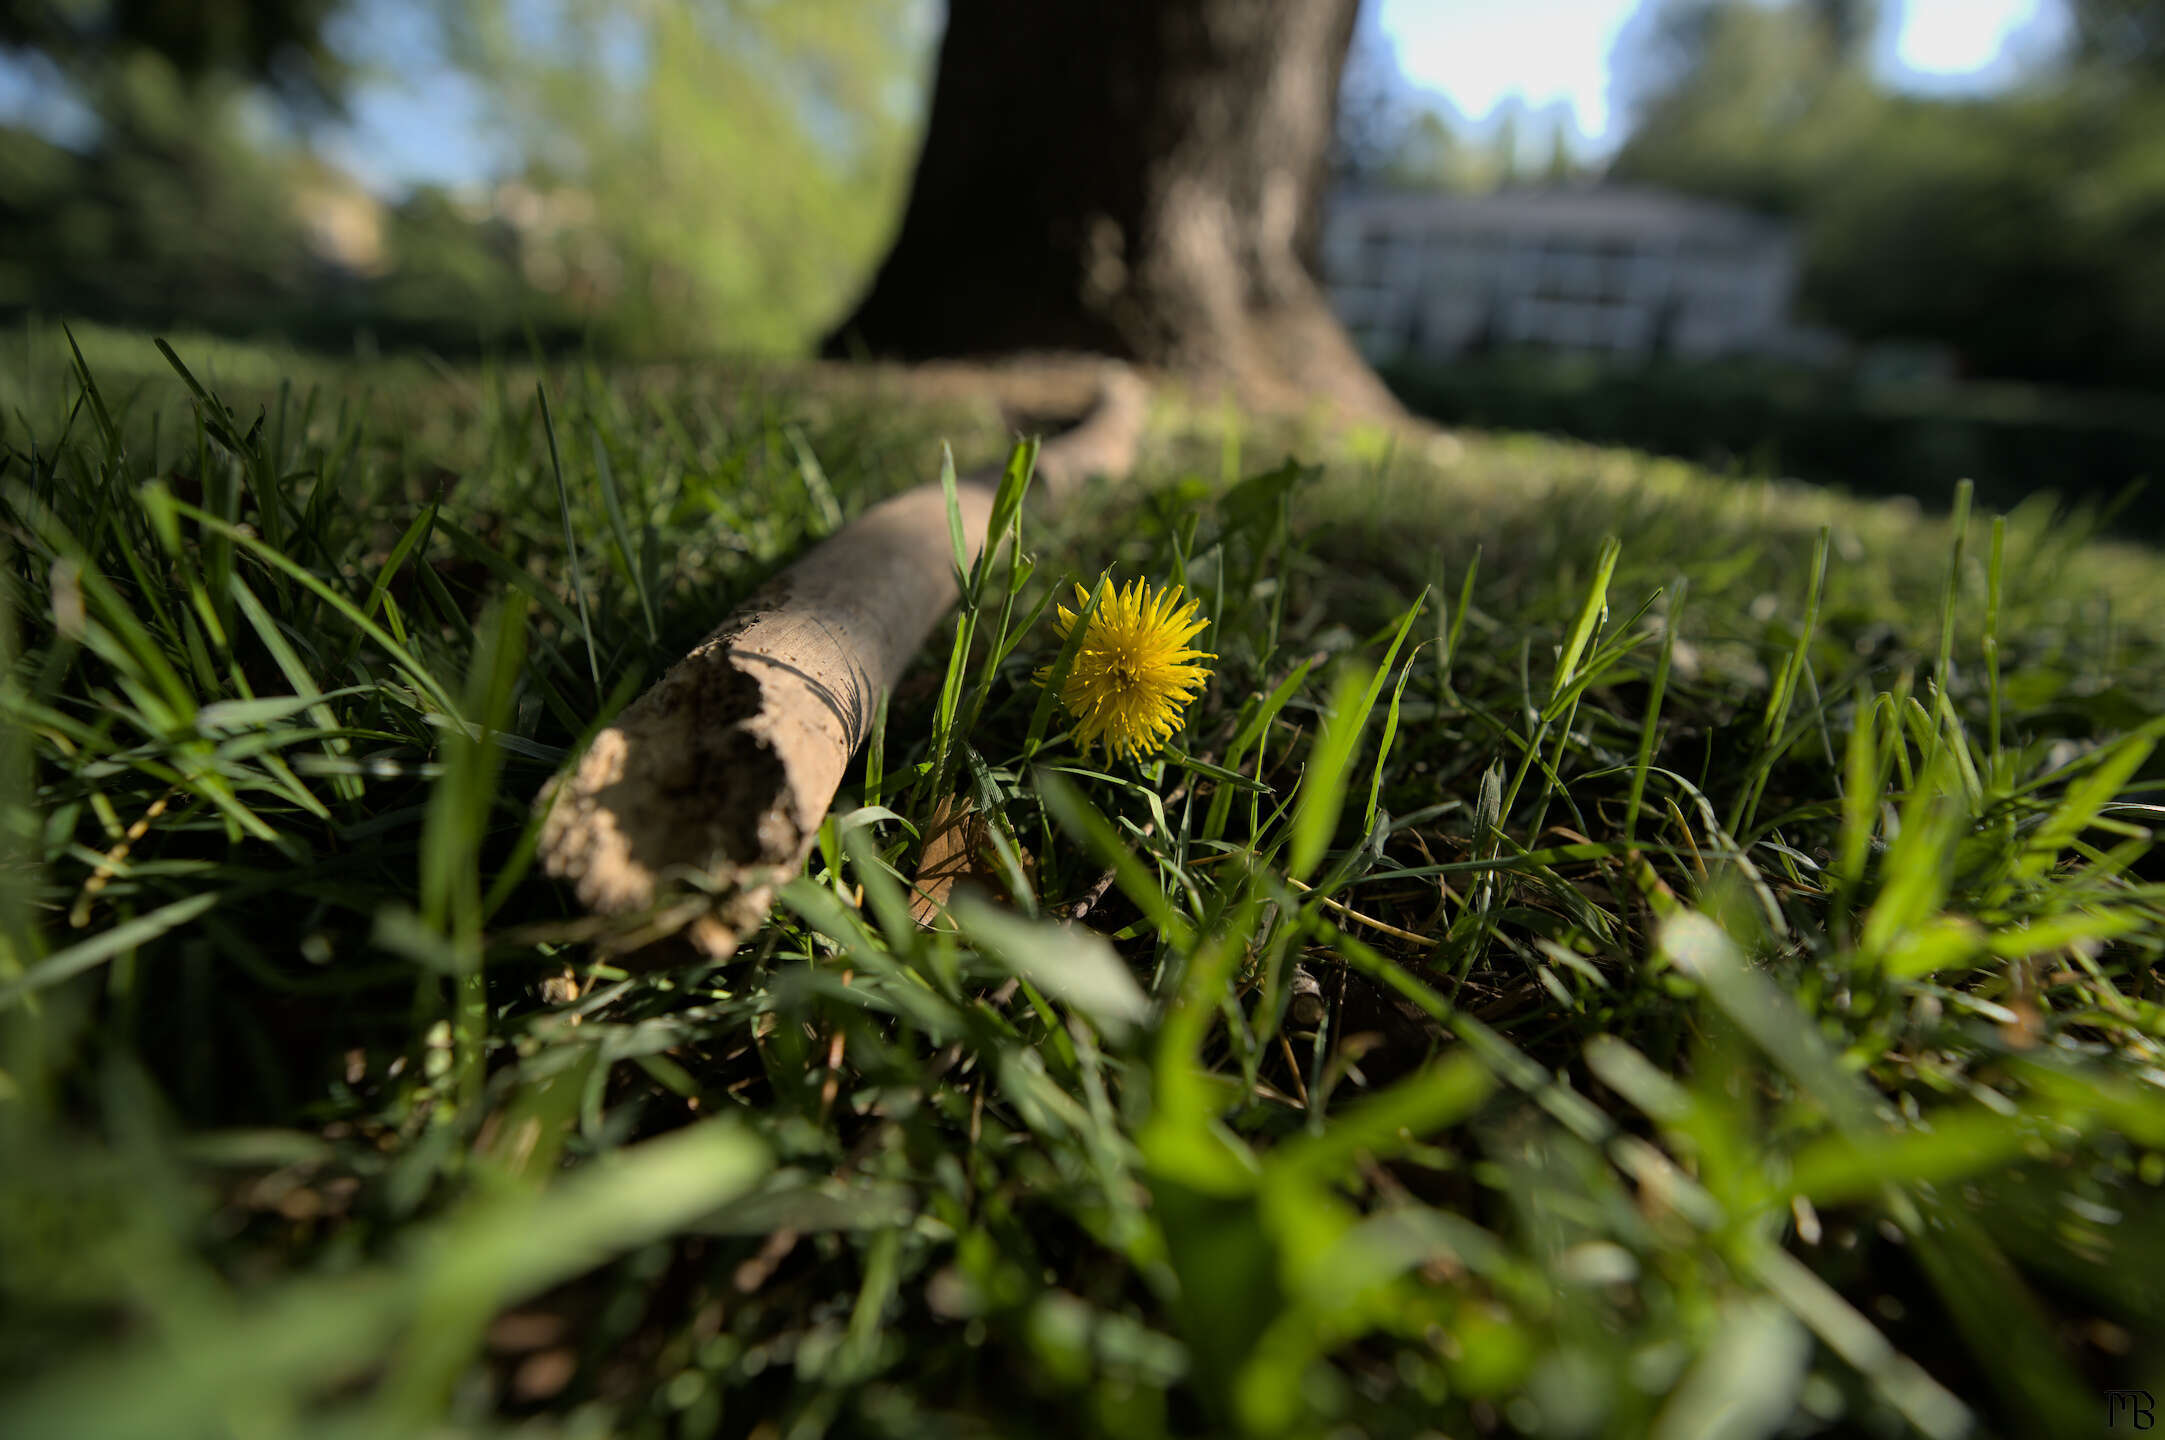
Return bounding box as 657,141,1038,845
2108,1390,2157,1430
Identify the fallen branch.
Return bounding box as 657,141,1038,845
535,366,1149,957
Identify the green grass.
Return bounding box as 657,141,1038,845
2,321,2164,1439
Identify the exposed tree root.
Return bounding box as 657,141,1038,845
534,365,1149,957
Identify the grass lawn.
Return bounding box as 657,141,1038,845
2,322,2163,1439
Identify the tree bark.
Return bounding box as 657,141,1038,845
824,0,1398,420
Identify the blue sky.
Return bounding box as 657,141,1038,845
1378,0,2071,155
1,0,2073,193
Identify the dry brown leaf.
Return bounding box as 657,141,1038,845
907,794,1035,928
909,795,988,929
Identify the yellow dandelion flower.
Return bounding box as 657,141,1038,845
1036,575,1214,762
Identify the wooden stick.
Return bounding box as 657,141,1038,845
535,366,1149,957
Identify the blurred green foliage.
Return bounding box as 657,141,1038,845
1612,0,2165,388
0,0,927,357
441,0,926,356
1382,351,2165,535
0,75,588,352
0,0,347,107
0,61,310,328
2073,0,2165,74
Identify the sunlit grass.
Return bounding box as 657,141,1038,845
1,324,2162,1438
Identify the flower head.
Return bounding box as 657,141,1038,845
1037,575,1214,763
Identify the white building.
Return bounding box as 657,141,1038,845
1323,186,1828,365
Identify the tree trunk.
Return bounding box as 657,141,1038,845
824,0,1398,420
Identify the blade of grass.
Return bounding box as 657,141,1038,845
1288,662,1376,885
592,427,656,643
537,384,600,694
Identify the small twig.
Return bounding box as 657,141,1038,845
732,1228,799,1294
1406,829,1459,933
819,969,852,1122
1287,876,1435,947
1066,867,1120,923
1066,813,1163,923
1277,1032,1310,1108
70,786,177,927
1666,796,1710,882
